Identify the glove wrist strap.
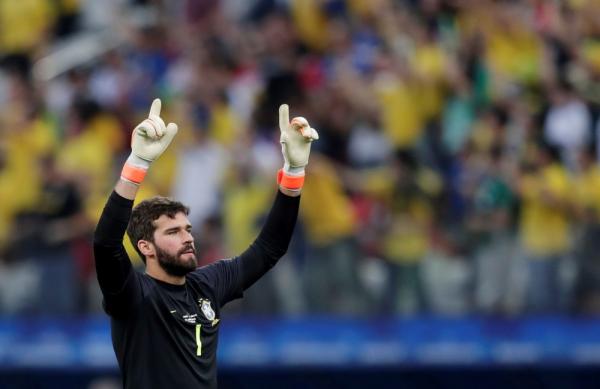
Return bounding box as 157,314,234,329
121,154,151,185
277,168,305,190
283,163,305,175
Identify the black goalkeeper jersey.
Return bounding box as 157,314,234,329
93,190,299,389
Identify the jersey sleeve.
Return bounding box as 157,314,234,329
93,191,143,318
196,190,300,306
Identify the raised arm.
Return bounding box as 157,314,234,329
93,99,178,314
185,103,318,305
238,104,319,289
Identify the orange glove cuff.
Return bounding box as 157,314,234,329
121,163,147,185
277,168,305,190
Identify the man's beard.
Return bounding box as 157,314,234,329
155,244,198,277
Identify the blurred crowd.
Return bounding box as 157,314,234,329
3,0,600,317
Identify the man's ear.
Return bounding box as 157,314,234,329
138,240,155,257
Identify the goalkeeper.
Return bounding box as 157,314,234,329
93,99,318,389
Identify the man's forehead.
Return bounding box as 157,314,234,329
153,212,191,228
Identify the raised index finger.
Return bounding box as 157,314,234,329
149,98,162,118
279,104,289,132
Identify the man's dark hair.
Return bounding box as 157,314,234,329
127,196,190,264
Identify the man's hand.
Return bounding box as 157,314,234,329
132,98,179,164
277,104,319,191
121,99,178,185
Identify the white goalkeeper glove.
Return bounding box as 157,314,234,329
121,98,179,185
278,104,319,191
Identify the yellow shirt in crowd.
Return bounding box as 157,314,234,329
411,42,448,121
300,156,356,246
383,199,432,263
291,0,329,52
573,164,600,220
374,75,425,149
519,164,571,256
0,0,55,52
223,177,272,255
0,116,56,247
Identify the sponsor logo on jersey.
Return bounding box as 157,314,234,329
182,313,197,324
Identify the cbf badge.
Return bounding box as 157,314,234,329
198,298,219,326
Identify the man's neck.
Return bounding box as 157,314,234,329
146,264,186,285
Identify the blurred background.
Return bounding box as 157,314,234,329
3,0,600,387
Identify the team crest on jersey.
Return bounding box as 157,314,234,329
198,298,215,321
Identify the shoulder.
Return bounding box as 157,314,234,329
136,272,169,298
188,258,238,282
